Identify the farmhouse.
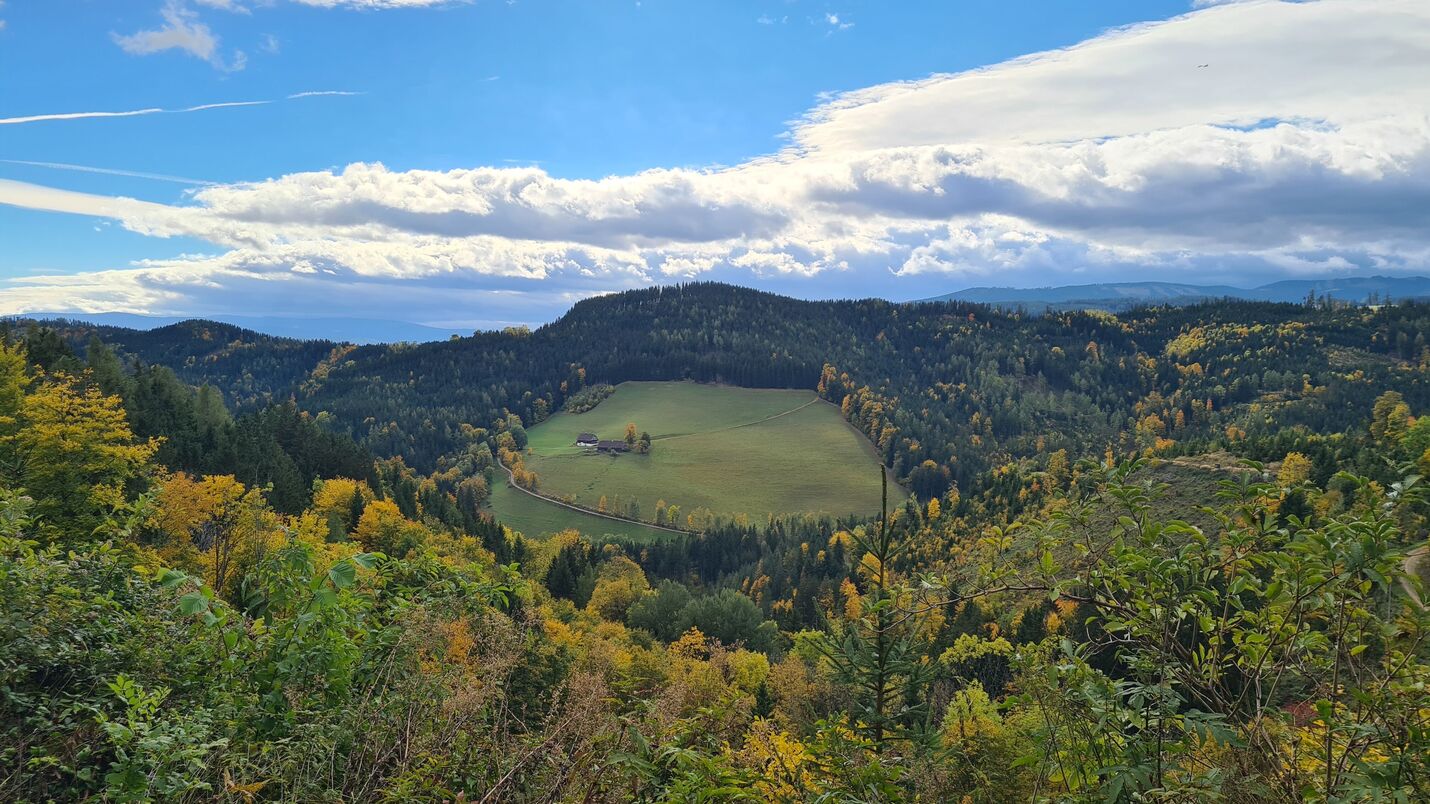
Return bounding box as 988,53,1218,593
575,432,598,447
595,440,630,453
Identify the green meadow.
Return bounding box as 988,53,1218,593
485,476,671,543
488,381,891,539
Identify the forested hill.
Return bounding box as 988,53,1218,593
8,283,1430,801
20,317,337,409
28,282,1430,497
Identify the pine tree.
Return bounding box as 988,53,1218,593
820,468,934,746
347,487,366,533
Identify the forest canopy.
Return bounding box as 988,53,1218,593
3,288,1429,802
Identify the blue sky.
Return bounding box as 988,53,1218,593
1,0,1427,328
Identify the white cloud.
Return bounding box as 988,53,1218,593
7,0,1430,319
194,0,250,13
789,0,1429,154
113,0,466,71
113,1,245,71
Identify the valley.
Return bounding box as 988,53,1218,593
490,381,892,538
9,285,1430,802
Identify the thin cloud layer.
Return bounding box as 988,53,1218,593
6,0,1429,321
0,160,214,186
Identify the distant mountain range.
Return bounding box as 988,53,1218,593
12,276,1428,344
6,312,467,344
919,275,1430,310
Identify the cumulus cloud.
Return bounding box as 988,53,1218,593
8,0,1430,320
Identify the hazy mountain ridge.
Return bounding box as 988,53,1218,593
921,275,1430,309
7,312,465,344
13,276,1427,342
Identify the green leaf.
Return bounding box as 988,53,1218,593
158,569,191,589
313,587,338,609
178,592,209,615
328,560,357,589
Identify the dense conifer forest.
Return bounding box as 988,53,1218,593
39,284,1430,488
4,285,1429,801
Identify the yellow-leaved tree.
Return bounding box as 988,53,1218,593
1278,451,1314,487
2,367,156,539
0,342,27,439
310,477,375,538
585,555,649,621
353,499,430,558
152,473,278,596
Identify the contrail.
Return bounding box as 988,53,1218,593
0,107,168,125
176,100,271,113
0,91,361,126
0,159,214,186
286,90,366,99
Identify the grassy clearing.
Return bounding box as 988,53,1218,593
486,473,674,543
504,381,889,532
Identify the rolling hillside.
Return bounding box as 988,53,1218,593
498,381,891,535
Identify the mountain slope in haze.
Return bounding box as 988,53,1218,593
922,275,1430,308
10,312,465,344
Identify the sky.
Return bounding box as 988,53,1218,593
0,0,1428,330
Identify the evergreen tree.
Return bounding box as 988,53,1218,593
347,487,366,533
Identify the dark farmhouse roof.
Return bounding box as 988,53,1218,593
595,440,630,451
576,432,598,442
